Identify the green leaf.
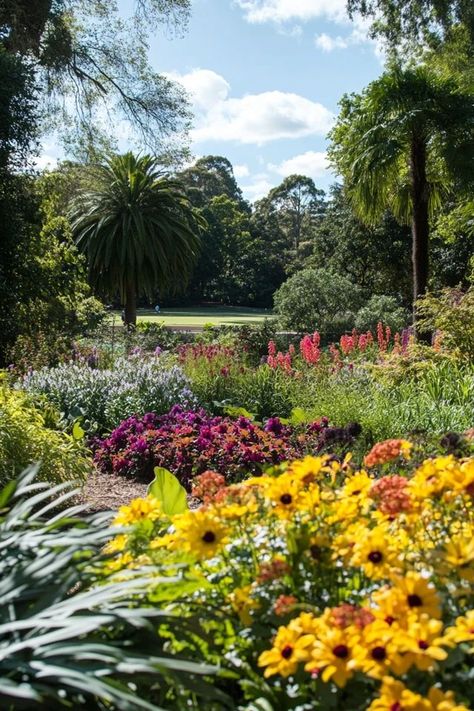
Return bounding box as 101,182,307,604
223,405,255,420
72,421,85,440
289,407,310,425
0,479,17,510
147,467,188,516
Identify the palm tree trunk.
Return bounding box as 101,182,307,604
410,133,431,343
124,281,137,327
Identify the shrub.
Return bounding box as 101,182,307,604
107,447,474,710
21,355,196,433
416,286,474,360
93,406,334,487
273,267,363,338
355,294,408,333
0,382,90,487
0,467,220,709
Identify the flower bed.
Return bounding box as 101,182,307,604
93,406,335,487
106,443,474,709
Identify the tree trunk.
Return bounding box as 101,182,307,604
124,281,137,327
410,133,431,343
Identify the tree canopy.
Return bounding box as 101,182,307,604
0,0,192,156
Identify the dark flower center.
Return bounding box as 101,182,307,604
280,493,293,505
385,616,395,626
408,594,423,607
310,545,322,560
371,646,387,661
418,640,429,650
368,551,383,564
281,645,293,660
332,644,349,659
202,531,216,544
352,490,361,496
390,704,402,711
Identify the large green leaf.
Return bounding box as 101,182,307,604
147,467,188,516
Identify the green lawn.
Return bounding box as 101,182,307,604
113,306,275,327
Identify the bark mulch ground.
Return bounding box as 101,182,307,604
80,471,148,514
80,470,199,513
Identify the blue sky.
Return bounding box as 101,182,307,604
150,0,384,200
40,0,384,201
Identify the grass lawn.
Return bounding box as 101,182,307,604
112,305,275,327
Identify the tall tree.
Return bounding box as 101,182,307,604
254,175,325,273
310,185,412,304
328,65,474,334
0,1,191,156
347,0,474,46
178,156,247,208
70,152,203,325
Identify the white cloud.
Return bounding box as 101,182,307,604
33,154,58,171
235,0,347,24
240,176,274,202
314,32,348,51
269,150,331,180
166,68,230,111
169,68,334,145
234,163,250,178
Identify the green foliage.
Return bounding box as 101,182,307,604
0,383,90,487
296,360,474,445
0,0,192,157
329,65,474,228
355,295,409,332
148,466,188,515
347,0,474,46
273,267,363,338
416,287,474,359
310,185,412,305
0,465,220,709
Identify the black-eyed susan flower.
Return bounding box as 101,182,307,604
393,615,448,673
391,573,442,619
171,510,228,559
349,526,401,579
258,625,315,678
304,624,359,687
113,496,162,526
366,676,430,711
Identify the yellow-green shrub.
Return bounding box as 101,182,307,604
0,381,91,486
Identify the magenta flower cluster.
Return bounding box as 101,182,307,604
93,406,329,488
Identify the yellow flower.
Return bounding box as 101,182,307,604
426,687,471,711
258,625,315,678
353,620,402,679
288,455,328,484
104,534,129,553
349,526,401,579
228,585,259,626
444,610,474,649
393,615,448,673
171,510,228,559
113,496,162,526
409,456,458,501
391,572,442,619
304,624,359,687
266,474,303,519
443,534,474,582
366,677,431,711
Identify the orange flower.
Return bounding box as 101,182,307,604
364,439,412,468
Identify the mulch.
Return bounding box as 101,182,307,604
80,471,148,513
80,470,200,513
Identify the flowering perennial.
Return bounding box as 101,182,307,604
107,447,474,709
93,406,330,486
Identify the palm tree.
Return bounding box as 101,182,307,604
70,152,204,326
329,65,474,336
